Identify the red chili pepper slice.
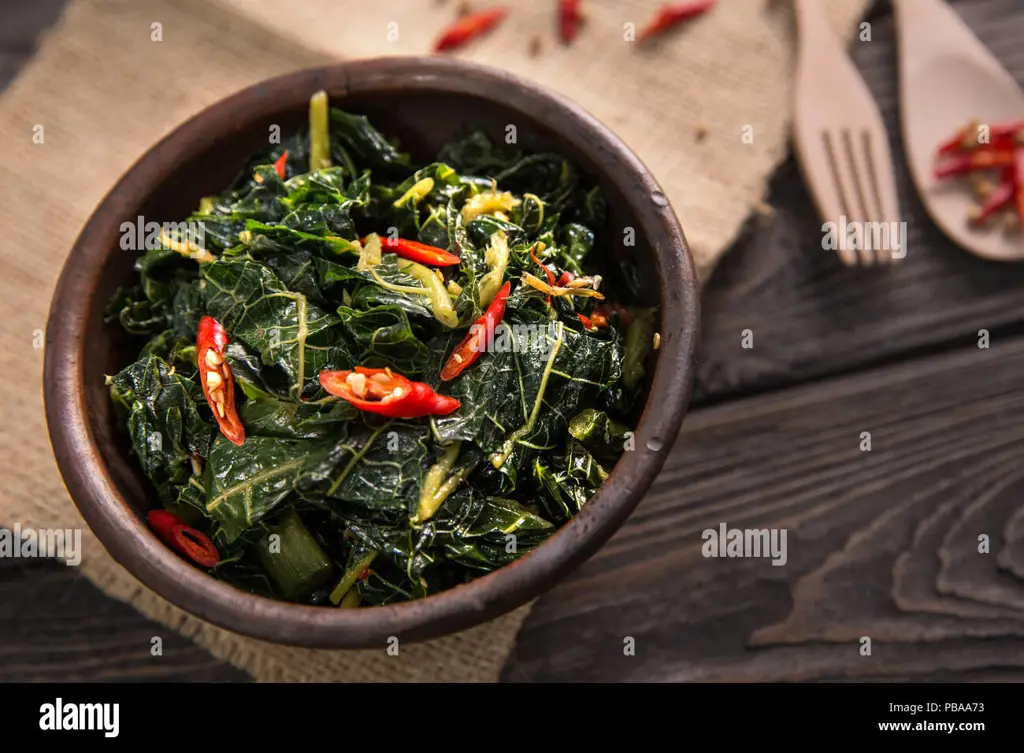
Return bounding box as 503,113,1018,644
577,312,608,331
937,120,1024,156
594,302,632,328
559,0,584,43
934,148,1016,179
148,509,220,568
362,236,461,267
555,270,576,286
441,281,511,381
197,316,245,446
638,0,717,43
970,173,1015,226
273,149,289,180
320,367,460,418
434,8,509,52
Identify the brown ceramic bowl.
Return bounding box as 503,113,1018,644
44,57,699,649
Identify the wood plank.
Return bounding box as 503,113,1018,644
503,336,1024,681
694,0,1024,402
0,557,248,682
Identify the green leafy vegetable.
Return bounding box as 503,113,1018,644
104,91,656,606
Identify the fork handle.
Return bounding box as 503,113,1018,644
793,0,838,52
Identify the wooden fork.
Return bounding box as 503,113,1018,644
792,0,903,265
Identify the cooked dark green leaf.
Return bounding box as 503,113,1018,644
107,354,214,500
205,435,330,543
201,259,348,399
240,396,357,439
106,100,641,608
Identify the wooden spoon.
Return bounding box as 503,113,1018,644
894,0,1024,260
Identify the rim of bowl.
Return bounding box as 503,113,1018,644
43,57,700,649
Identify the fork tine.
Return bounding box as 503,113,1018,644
840,129,876,266
863,131,902,263
820,130,860,266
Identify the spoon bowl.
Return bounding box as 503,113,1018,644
895,0,1024,260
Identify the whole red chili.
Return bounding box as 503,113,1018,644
197,316,245,446
434,8,509,53
148,509,220,568
441,281,512,381
273,149,289,180
362,236,461,267
559,0,584,43
637,0,717,44
320,367,460,418
934,148,1016,179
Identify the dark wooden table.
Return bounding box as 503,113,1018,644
5,0,1024,683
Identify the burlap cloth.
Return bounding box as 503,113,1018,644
0,0,869,681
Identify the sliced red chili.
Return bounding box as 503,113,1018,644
968,166,1015,226
934,148,1016,179
273,150,289,180
363,236,461,267
556,270,576,286
594,302,632,328
441,281,511,381
148,509,220,568
320,367,460,418
937,120,1024,156
577,312,608,331
434,8,509,52
197,316,245,446
638,0,717,44
559,0,584,43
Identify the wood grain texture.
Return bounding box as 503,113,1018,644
504,337,1024,681
0,557,249,682
694,0,1024,404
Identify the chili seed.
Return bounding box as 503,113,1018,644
346,372,368,397
205,349,223,368
206,371,223,389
